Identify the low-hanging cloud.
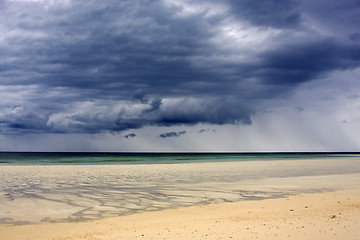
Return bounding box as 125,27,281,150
159,131,186,138
124,133,136,138
0,0,360,134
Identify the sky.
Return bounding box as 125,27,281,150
0,0,360,152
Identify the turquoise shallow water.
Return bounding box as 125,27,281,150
0,152,358,165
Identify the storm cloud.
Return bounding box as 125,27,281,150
0,0,360,135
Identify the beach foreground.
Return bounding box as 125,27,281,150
0,190,359,240
1,158,360,224
1,157,359,239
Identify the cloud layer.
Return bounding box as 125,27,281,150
1,0,360,135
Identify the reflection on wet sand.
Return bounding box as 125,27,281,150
0,158,359,224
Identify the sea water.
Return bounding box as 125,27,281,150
0,152,358,165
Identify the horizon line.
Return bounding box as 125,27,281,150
0,151,359,154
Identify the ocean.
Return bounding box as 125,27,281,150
0,152,358,165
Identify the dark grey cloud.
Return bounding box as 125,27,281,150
0,0,359,134
113,97,252,132
0,107,49,134
227,0,301,28
199,129,215,133
300,0,360,40
159,131,186,138
124,133,136,138
258,40,360,86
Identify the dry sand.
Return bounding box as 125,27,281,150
0,190,359,240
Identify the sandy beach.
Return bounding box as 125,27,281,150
0,157,359,239
0,190,359,240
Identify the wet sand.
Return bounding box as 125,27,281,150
0,157,359,239
0,190,359,240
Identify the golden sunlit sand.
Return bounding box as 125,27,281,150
1,158,359,239
0,190,359,240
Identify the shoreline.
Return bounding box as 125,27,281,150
0,189,359,240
